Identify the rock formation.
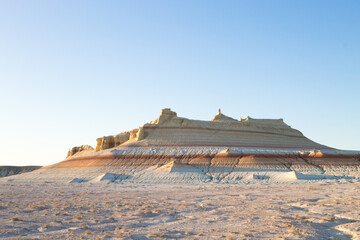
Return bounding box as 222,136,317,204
211,109,238,122
67,145,94,158
69,108,328,153
2,108,360,183
0,166,41,178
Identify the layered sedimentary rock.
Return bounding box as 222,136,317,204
2,109,360,183
73,108,330,151
95,132,131,152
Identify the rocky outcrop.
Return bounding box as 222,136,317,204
211,109,238,122
150,108,177,125
0,166,41,178
95,132,131,152
67,145,94,158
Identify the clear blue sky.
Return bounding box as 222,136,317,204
0,1,359,166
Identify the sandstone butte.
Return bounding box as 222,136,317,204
3,108,360,183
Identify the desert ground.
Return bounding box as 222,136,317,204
0,181,359,240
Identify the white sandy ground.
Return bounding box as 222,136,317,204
0,181,360,240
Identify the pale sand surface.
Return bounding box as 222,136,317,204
0,182,359,239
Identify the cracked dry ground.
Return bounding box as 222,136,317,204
0,182,359,239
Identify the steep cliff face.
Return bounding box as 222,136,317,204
67,145,94,158
95,132,131,152
0,166,41,178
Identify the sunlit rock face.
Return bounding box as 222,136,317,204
3,109,360,183
67,145,94,158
